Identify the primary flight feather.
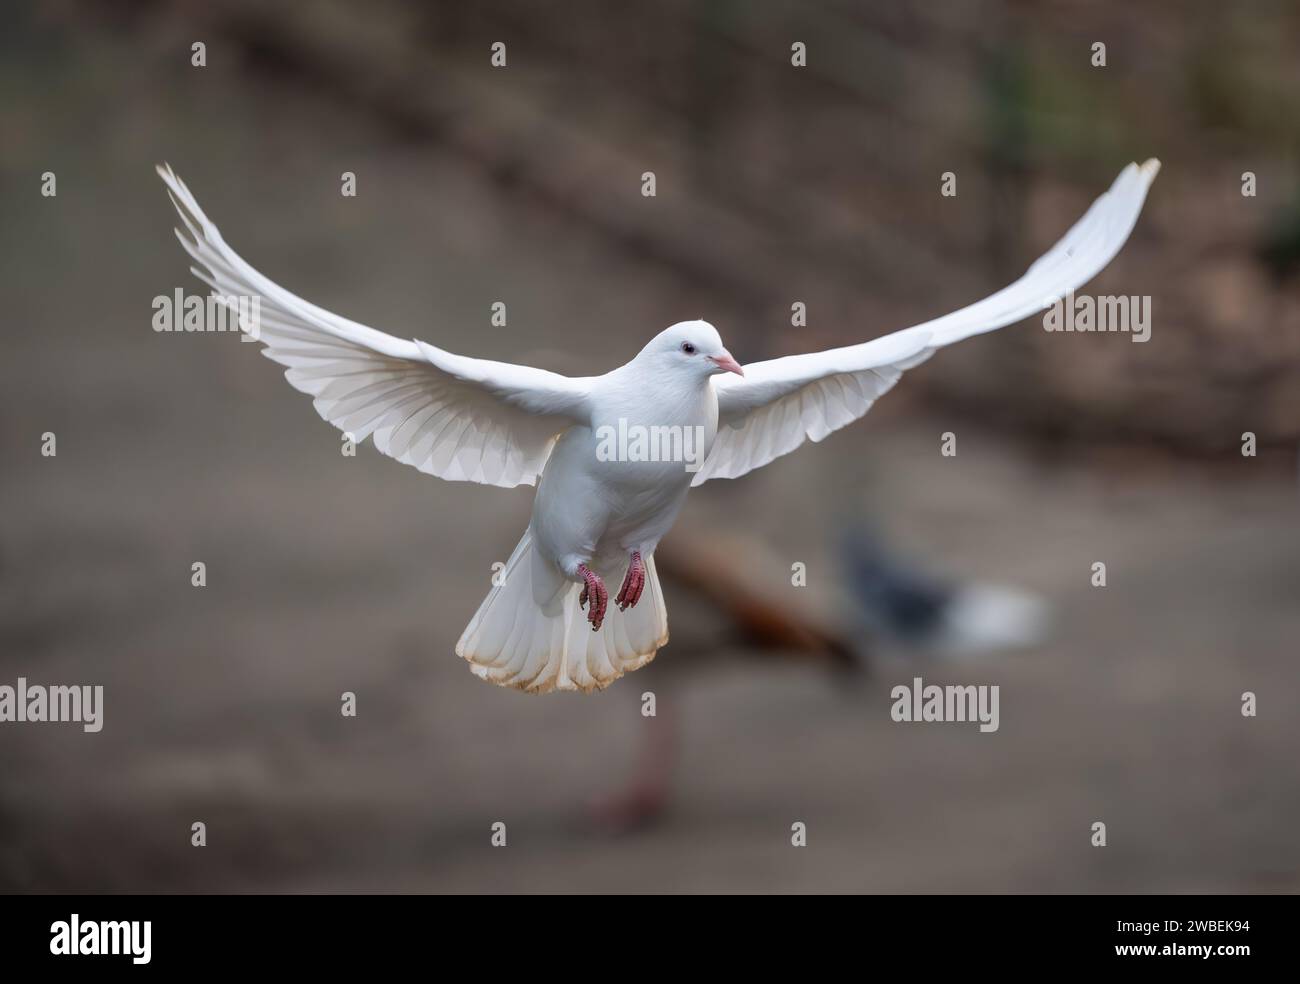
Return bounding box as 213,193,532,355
157,159,1159,693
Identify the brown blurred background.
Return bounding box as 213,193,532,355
1,0,1297,893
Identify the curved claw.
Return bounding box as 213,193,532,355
616,551,646,611
577,564,608,631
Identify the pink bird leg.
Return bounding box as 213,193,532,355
578,564,608,630
615,551,646,611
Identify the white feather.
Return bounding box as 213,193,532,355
696,159,1161,484
156,163,591,489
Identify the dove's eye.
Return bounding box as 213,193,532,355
681,342,697,355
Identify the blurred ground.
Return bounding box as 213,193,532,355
1,2,1298,893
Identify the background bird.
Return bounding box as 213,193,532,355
158,158,1159,695
838,524,1051,658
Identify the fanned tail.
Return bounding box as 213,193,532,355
455,530,669,693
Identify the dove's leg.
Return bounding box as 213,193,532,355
577,564,608,630
615,551,646,611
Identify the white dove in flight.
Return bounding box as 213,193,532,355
158,159,1159,693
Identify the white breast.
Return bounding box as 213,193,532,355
530,373,718,572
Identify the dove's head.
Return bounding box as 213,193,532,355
644,320,744,381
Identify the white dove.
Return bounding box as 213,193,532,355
158,159,1159,693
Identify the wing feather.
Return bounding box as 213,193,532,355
158,164,591,487
694,159,1159,485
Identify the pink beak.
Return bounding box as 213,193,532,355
709,351,745,376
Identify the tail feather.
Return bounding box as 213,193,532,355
456,530,669,693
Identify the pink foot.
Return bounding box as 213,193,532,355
615,551,646,611
578,564,608,631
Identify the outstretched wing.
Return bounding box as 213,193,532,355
158,164,591,488
695,159,1160,485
